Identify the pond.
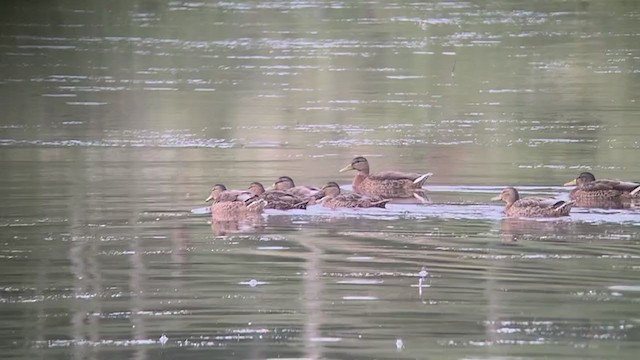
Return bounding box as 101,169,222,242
1,0,639,359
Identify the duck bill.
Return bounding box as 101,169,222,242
563,179,577,186
266,183,276,191
339,164,354,173
205,195,213,202
490,195,502,201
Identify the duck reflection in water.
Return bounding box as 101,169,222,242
498,218,574,243
210,218,265,236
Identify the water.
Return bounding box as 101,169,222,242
1,0,639,359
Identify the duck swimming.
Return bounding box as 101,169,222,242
248,182,309,210
564,172,640,209
491,187,574,218
315,181,390,209
272,176,320,199
205,184,266,221
563,172,640,203
339,156,432,201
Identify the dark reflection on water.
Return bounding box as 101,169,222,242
1,0,640,359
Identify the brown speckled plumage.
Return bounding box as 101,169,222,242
564,172,640,204
205,184,266,221
492,187,573,218
316,182,390,209
339,156,432,199
248,182,309,210
272,176,320,198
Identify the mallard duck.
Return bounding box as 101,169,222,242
563,172,640,201
339,156,432,201
491,187,574,218
248,182,309,210
315,181,391,209
205,184,254,203
205,184,266,221
272,176,320,198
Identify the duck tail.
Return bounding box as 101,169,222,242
247,199,268,211
630,186,640,196
243,195,260,204
554,200,574,215
413,172,433,185
293,199,310,210
372,199,392,208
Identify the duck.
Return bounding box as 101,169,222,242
205,184,254,203
205,184,266,221
315,182,391,209
272,176,320,198
248,182,309,210
491,187,574,218
339,156,432,201
563,172,640,202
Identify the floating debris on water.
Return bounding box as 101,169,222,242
240,279,268,287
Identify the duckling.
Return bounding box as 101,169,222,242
315,182,391,209
491,187,574,218
248,182,309,210
339,156,432,201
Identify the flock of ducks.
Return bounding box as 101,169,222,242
204,156,640,221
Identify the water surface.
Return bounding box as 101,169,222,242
1,0,639,359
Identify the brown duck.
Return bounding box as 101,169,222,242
248,182,309,210
491,187,574,218
563,172,640,205
205,184,266,221
315,182,391,209
272,176,320,199
339,156,432,201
